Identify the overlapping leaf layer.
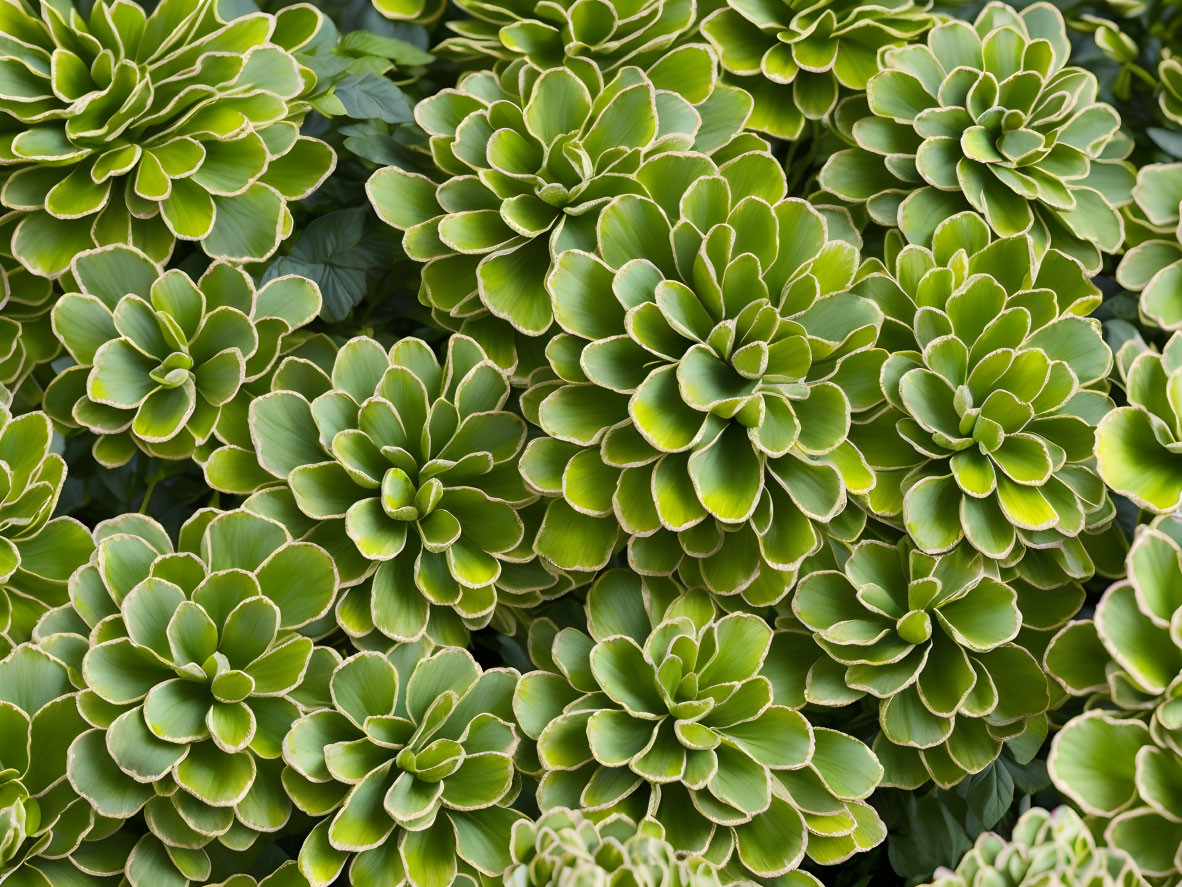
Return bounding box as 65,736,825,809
0,0,1177,884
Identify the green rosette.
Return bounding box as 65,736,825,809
1116,163,1182,330
281,644,522,887
794,540,1051,788
819,1,1135,272
435,0,697,73
848,212,1115,579
0,247,56,406
367,56,755,378
702,0,935,139
1096,331,1182,514
504,809,731,887
0,644,117,886
1047,513,1182,878
0,407,91,658
920,806,1149,887
43,244,321,468
513,569,884,882
242,334,557,645
31,509,340,887
0,0,336,278
522,149,882,605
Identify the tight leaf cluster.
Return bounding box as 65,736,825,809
0,0,1176,885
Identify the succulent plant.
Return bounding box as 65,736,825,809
1079,14,1142,93
1116,163,1182,330
435,0,696,73
0,644,112,885
1046,513,1182,878
514,569,885,880
0,408,92,658
32,509,339,884
504,809,730,887
1095,331,1182,514
205,331,570,643
846,212,1115,571
43,244,321,467
282,644,522,887
0,0,336,279
367,56,754,375
208,337,565,643
245,335,542,645
701,0,935,139
794,540,1050,788
819,2,1135,272
920,806,1149,887
521,150,882,604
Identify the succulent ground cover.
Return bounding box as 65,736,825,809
0,0,1176,884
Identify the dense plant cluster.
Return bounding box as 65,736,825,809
0,0,1178,884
